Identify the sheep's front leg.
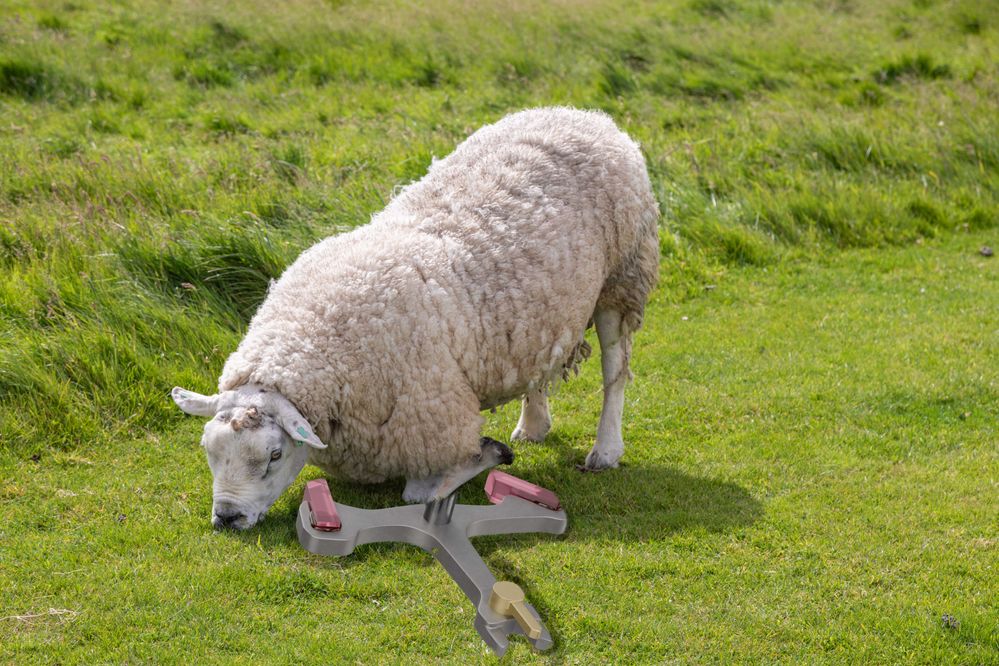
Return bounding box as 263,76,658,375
584,308,632,471
511,388,552,442
403,437,514,503
402,477,440,504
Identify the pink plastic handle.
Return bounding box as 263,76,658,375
484,470,561,511
304,479,341,531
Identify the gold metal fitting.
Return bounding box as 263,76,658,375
488,581,541,639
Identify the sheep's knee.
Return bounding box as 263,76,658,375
403,476,441,504
511,389,552,442
404,437,514,503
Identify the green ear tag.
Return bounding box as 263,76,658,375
296,426,309,446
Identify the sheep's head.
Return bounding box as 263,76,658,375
171,384,326,530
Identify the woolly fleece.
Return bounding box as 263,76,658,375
219,107,660,483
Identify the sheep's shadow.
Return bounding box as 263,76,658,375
236,436,762,557
225,437,763,658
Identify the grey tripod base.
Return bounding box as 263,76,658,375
296,492,568,656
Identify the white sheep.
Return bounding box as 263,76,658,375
173,107,659,530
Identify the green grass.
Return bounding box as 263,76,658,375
3,231,996,663
1,0,997,662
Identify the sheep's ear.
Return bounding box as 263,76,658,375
272,398,326,449
171,387,220,417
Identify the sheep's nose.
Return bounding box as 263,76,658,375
213,508,246,530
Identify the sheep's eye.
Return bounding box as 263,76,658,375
270,449,282,461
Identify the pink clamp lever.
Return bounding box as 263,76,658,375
484,470,561,511
304,479,341,531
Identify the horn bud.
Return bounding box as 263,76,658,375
231,406,261,431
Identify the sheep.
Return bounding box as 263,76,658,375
172,107,660,530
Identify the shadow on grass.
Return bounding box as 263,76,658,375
235,434,762,556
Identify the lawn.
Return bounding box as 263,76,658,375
1,0,997,663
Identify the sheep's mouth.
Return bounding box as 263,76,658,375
212,509,270,531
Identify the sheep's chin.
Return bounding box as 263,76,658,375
210,491,278,529
212,506,270,531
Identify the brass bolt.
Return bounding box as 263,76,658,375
488,581,542,639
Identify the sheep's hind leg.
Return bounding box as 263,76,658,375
511,388,551,442
583,308,632,471
402,437,514,503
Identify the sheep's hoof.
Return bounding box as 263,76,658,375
511,425,548,443
480,437,514,465
579,447,621,472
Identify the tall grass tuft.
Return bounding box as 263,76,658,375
0,0,996,454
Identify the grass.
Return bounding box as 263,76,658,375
1,0,997,662
3,231,996,663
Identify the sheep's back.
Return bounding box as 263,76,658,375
376,107,656,405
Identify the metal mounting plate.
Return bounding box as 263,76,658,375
296,483,567,655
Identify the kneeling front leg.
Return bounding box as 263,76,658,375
403,437,514,503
